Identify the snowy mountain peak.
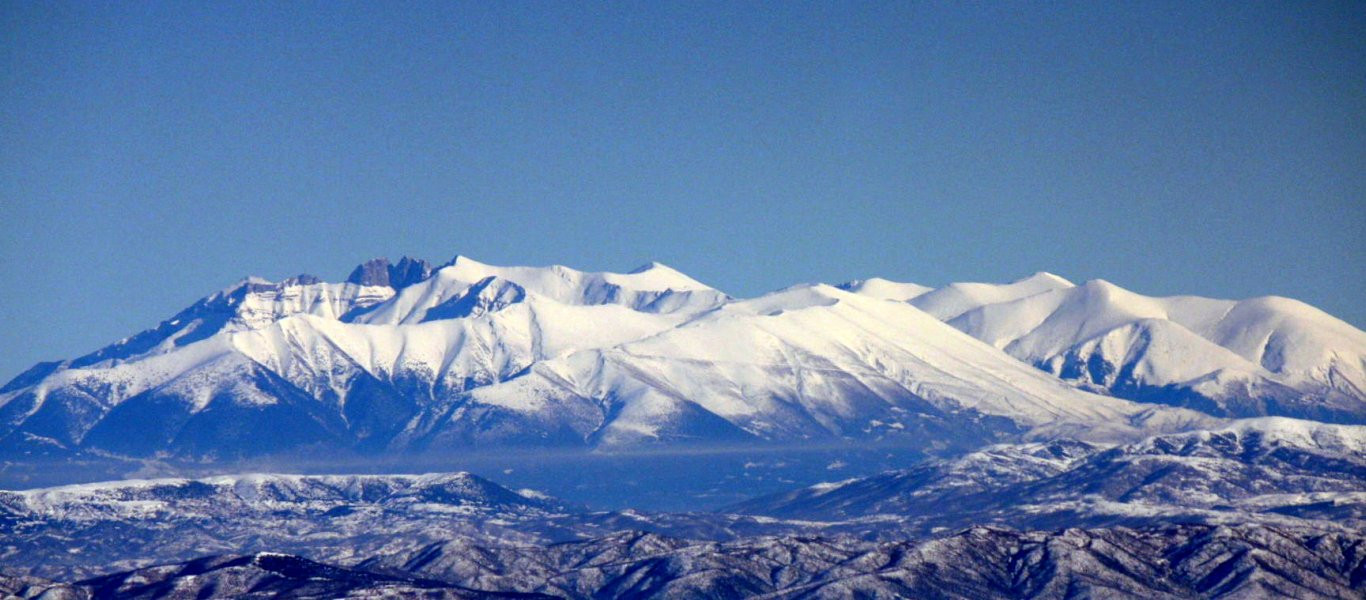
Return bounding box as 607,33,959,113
443,253,480,269
624,260,714,289
838,277,933,302
335,257,732,326
910,271,1077,321
1075,277,1125,295
1017,271,1075,287
627,260,669,274
622,262,715,292
720,282,846,316
443,256,715,292
222,275,274,294
926,274,1366,422
213,274,331,302
53,274,396,370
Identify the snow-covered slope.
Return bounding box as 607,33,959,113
450,283,1211,448
57,276,397,372
842,274,1366,423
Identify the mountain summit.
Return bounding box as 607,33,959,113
345,256,436,289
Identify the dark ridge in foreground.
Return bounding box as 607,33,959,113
3,524,1362,599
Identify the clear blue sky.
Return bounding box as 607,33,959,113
2,1,1363,379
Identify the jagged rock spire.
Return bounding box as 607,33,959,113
346,257,435,290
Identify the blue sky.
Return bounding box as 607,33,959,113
1,1,1363,378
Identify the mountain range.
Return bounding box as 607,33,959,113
2,254,1364,597
2,416,1363,579
9,523,1362,600
729,417,1366,531
856,272,1365,422
5,255,1360,474
2,424,1363,597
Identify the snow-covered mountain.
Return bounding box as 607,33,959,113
0,472,568,522
0,472,573,579
3,257,1362,471
728,418,1366,534
1,257,1242,466
5,418,1363,586
842,273,1366,423
8,522,1364,599
357,525,1366,600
